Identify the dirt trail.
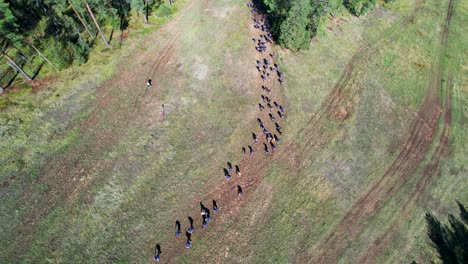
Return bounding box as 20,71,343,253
311,0,455,262
160,3,289,262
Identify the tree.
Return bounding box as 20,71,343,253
308,0,329,38
0,0,32,81
84,0,109,46
0,0,23,46
343,0,376,17
67,0,94,38
278,0,312,50
131,0,155,22
2,52,32,81
425,201,468,264
30,44,58,71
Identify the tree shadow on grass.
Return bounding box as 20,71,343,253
425,201,468,264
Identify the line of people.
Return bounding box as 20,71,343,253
153,2,286,261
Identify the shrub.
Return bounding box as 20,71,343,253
343,0,377,17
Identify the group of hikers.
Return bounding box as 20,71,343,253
153,2,285,261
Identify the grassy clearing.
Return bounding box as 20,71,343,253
0,0,466,262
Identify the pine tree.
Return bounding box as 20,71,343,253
278,0,312,50
0,0,23,46
84,0,109,46
67,0,94,38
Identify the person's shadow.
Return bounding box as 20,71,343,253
175,220,181,236
155,244,161,255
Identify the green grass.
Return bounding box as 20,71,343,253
0,0,466,262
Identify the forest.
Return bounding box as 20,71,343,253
0,0,173,90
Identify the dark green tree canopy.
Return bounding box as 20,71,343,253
255,0,377,50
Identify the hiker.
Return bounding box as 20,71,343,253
253,132,259,142
235,165,241,176
264,143,271,155
224,168,231,180
237,185,243,196
275,122,281,130
265,96,271,103
205,208,211,221
227,162,233,172
147,79,152,87
185,231,192,248
257,118,263,124
279,105,285,112
200,202,207,215
242,146,247,156
276,126,282,134
279,79,284,85
278,111,285,119
249,145,255,155
266,133,272,142
274,101,279,108
175,220,181,237
270,141,276,150
213,200,219,213
267,103,273,111
259,103,264,111
202,214,207,229
269,113,276,121
187,216,194,233
261,95,266,102
154,244,161,262
274,134,281,143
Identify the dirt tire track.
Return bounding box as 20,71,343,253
320,0,427,125
312,0,455,262
360,74,453,264
358,0,456,259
